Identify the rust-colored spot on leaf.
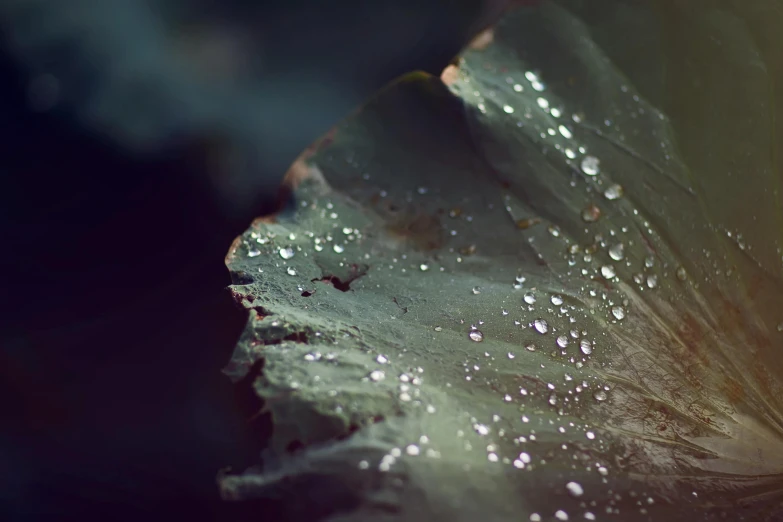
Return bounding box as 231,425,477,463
516,218,541,230
721,375,746,406
677,312,710,368
469,28,494,50
459,244,477,256
441,64,460,86
386,212,446,251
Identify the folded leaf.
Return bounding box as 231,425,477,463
221,2,783,520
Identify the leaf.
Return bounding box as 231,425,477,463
220,2,783,521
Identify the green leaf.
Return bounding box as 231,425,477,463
220,2,783,520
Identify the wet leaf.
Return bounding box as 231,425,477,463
220,2,783,520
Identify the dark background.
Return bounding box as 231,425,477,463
0,1,508,520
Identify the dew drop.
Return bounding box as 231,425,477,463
581,204,601,223
585,431,595,440
579,339,593,355
469,329,485,342
646,274,658,289
286,267,297,276
279,247,295,259
565,481,584,498
503,104,515,114
611,306,625,320
420,263,430,272
676,266,688,281
369,370,385,382
558,125,572,139
472,286,481,295
600,265,616,279
608,243,625,261
593,390,608,401
555,510,569,521
778,323,783,332
513,83,524,92
580,156,600,176
524,292,536,304
525,343,536,352
550,294,564,306
603,183,624,200
376,354,389,364
333,244,345,253
533,319,549,334
536,97,550,110
556,335,569,348
247,248,261,257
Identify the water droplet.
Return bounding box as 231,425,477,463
555,510,569,521
369,370,385,381
333,244,345,253
608,243,625,261
469,329,484,342
646,274,658,289
676,266,688,281
565,481,584,498
593,390,608,401
434,326,443,332
247,248,261,257
550,294,564,306
585,431,595,440
556,335,569,348
503,104,515,114
533,319,549,334
529,515,542,522
524,292,536,304
286,267,297,276
472,286,481,295
581,156,600,176
581,204,601,223
279,247,295,259
611,306,625,320
603,183,624,200
600,265,616,279
579,339,593,355
558,125,572,139
536,97,550,110
376,354,389,364
513,83,524,92
777,322,783,332
584,513,596,521
501,309,509,316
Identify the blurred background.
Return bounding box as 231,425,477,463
0,0,511,520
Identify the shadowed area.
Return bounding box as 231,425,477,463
0,1,506,520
